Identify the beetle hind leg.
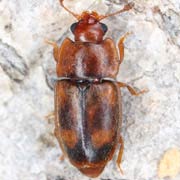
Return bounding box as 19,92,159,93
116,135,124,175
117,82,148,96
59,154,65,161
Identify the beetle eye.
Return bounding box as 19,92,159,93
100,23,108,34
70,22,78,33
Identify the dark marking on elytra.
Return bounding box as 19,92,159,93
66,140,113,163
59,101,74,129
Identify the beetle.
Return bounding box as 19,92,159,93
46,0,146,178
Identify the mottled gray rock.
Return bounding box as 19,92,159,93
0,0,180,180
0,40,28,81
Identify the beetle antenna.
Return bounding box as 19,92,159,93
99,2,134,20
59,0,81,20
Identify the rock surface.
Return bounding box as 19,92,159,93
0,0,180,180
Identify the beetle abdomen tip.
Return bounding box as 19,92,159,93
79,165,105,178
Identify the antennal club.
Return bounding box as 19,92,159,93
59,0,81,20
98,2,134,20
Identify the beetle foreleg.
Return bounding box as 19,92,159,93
45,40,59,62
118,32,132,64
117,82,147,96
116,135,124,175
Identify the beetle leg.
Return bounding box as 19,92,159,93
45,40,59,62
56,137,67,162
55,131,67,162
117,82,147,96
118,32,132,64
116,135,124,175
59,154,65,161
45,111,55,123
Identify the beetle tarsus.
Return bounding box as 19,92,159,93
124,2,135,11
116,136,124,175
44,39,58,47
117,164,124,175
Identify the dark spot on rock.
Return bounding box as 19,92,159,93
47,175,65,180
38,134,56,148
4,23,12,33
51,22,56,26
55,176,65,180
152,6,161,14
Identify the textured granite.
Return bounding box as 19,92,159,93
0,0,180,180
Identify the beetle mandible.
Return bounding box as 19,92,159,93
46,0,146,178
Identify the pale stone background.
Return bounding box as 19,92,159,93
0,0,180,180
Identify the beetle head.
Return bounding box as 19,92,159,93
70,11,108,43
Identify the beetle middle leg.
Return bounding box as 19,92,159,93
45,111,55,121
118,32,132,64
116,135,124,175
117,82,147,96
45,111,55,124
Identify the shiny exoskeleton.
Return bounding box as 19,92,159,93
47,0,145,178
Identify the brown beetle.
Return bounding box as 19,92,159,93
46,0,146,178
